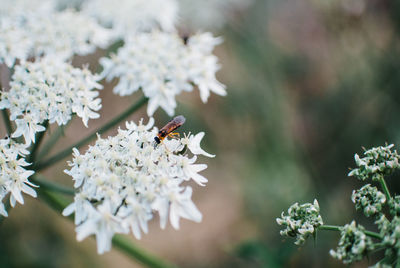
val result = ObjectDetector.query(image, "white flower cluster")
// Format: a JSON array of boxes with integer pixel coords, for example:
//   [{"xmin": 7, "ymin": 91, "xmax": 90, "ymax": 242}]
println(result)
[
  {"xmin": 348, "ymin": 144, "xmax": 400, "ymax": 181},
  {"xmin": 351, "ymin": 184, "xmax": 386, "ymax": 217},
  {"xmin": 0, "ymin": 0, "xmax": 55, "ymax": 16},
  {"xmin": 0, "ymin": 5, "xmax": 113, "ymax": 67},
  {"xmin": 100, "ymin": 31, "xmax": 226, "ymax": 116},
  {"xmin": 330, "ymin": 221, "xmax": 374, "ymax": 264},
  {"xmin": 63, "ymin": 118, "xmax": 214, "ymax": 254},
  {"xmin": 178, "ymin": 0, "xmax": 253, "ymax": 31},
  {"xmin": 0, "ymin": 58, "xmax": 102, "ymax": 145},
  {"xmin": 276, "ymin": 199, "xmax": 323, "ymax": 245},
  {"xmin": 82, "ymin": 0, "xmax": 178, "ymax": 38},
  {"xmin": 0, "ymin": 137, "xmax": 36, "ymax": 217}
]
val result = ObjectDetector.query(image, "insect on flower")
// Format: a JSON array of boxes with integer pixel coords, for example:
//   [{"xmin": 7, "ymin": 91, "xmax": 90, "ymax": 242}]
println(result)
[{"xmin": 154, "ymin": 115, "xmax": 186, "ymax": 145}]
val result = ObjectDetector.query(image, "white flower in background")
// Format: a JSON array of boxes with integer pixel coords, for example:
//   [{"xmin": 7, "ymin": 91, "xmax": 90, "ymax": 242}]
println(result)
[
  {"xmin": 0, "ymin": 0, "xmax": 55, "ymax": 16},
  {"xmin": 0, "ymin": 7, "xmax": 113, "ymax": 67},
  {"xmin": 0, "ymin": 137, "xmax": 36, "ymax": 216},
  {"xmin": 29, "ymin": 10, "xmax": 114, "ymax": 60},
  {"xmin": 0, "ymin": 58, "xmax": 103, "ymax": 145},
  {"xmin": 63, "ymin": 118, "xmax": 213, "ymax": 254},
  {"xmin": 177, "ymin": 0, "xmax": 253, "ymax": 31},
  {"xmin": 0, "ymin": 16, "xmax": 34, "ymax": 68},
  {"xmin": 82, "ymin": 0, "xmax": 178, "ymax": 38},
  {"xmin": 100, "ymin": 31, "xmax": 226, "ymax": 116}
]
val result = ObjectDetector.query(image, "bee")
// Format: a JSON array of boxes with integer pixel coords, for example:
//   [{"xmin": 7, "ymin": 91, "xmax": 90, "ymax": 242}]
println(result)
[{"xmin": 154, "ymin": 115, "xmax": 186, "ymax": 145}]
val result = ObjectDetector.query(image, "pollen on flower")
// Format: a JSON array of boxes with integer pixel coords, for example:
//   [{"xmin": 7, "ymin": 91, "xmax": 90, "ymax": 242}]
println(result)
[{"xmin": 63, "ymin": 118, "xmax": 213, "ymax": 254}]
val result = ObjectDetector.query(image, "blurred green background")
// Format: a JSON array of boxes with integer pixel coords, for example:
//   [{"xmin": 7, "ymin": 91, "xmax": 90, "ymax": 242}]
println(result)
[{"xmin": 2, "ymin": 0, "xmax": 400, "ymax": 267}]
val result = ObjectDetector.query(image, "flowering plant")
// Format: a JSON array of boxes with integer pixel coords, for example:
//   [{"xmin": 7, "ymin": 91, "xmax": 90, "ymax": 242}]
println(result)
[
  {"xmin": 277, "ymin": 144, "xmax": 400, "ymax": 266},
  {"xmin": 0, "ymin": 0, "xmax": 227, "ymax": 266}
]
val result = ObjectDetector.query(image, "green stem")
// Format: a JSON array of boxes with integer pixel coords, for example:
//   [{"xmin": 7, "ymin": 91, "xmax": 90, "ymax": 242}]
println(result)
[
  {"xmin": 35, "ymin": 182, "xmax": 176, "ymax": 268},
  {"xmin": 36, "ymin": 124, "xmax": 68, "ymax": 161},
  {"xmin": 27, "ymin": 120, "xmax": 49, "ymax": 163},
  {"xmin": 32, "ymin": 175, "xmax": 75, "ymax": 196},
  {"xmin": 318, "ymin": 225, "xmax": 341, "ymax": 232},
  {"xmin": 378, "ymin": 176, "xmax": 392, "ymax": 201},
  {"xmin": 318, "ymin": 225, "xmax": 383, "ymax": 240},
  {"xmin": 1, "ymin": 109, "xmax": 13, "ymax": 136},
  {"xmin": 33, "ymin": 96, "xmax": 148, "ymax": 171},
  {"xmin": 112, "ymin": 235, "xmax": 178, "ymax": 268}
]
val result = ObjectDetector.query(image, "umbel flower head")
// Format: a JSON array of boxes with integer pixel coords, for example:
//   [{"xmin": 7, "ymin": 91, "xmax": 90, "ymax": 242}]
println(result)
[
  {"xmin": 82, "ymin": 0, "xmax": 178, "ymax": 38},
  {"xmin": 351, "ymin": 184, "xmax": 386, "ymax": 218},
  {"xmin": 63, "ymin": 118, "xmax": 214, "ymax": 254},
  {"xmin": 348, "ymin": 144, "xmax": 400, "ymax": 181},
  {"xmin": 0, "ymin": 137, "xmax": 36, "ymax": 216},
  {"xmin": 100, "ymin": 31, "xmax": 226, "ymax": 116},
  {"xmin": 0, "ymin": 7, "xmax": 113, "ymax": 67},
  {"xmin": 276, "ymin": 199, "xmax": 323, "ymax": 245},
  {"xmin": 330, "ymin": 221, "xmax": 374, "ymax": 264},
  {"xmin": 0, "ymin": 57, "xmax": 102, "ymax": 145}
]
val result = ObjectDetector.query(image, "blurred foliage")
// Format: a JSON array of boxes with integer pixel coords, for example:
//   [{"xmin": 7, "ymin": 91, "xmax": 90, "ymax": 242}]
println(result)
[{"xmin": 219, "ymin": 0, "xmax": 400, "ymax": 266}]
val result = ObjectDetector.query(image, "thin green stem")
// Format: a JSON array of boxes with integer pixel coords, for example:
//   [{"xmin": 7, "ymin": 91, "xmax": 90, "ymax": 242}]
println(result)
[
  {"xmin": 378, "ymin": 176, "xmax": 392, "ymax": 201},
  {"xmin": 1, "ymin": 109, "xmax": 13, "ymax": 136},
  {"xmin": 318, "ymin": 225, "xmax": 383, "ymax": 240},
  {"xmin": 112, "ymin": 235, "xmax": 178, "ymax": 268},
  {"xmin": 35, "ymin": 182, "xmax": 176, "ymax": 268},
  {"xmin": 32, "ymin": 175, "xmax": 75, "ymax": 196},
  {"xmin": 318, "ymin": 225, "xmax": 341, "ymax": 232},
  {"xmin": 365, "ymin": 230, "xmax": 383, "ymax": 240},
  {"xmin": 33, "ymin": 96, "xmax": 148, "ymax": 171},
  {"xmin": 27, "ymin": 120, "xmax": 49, "ymax": 163},
  {"xmin": 36, "ymin": 124, "xmax": 68, "ymax": 161}
]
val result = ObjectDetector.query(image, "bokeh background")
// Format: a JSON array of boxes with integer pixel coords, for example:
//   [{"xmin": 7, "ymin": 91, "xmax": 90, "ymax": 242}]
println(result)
[{"xmin": 2, "ymin": 0, "xmax": 400, "ymax": 267}]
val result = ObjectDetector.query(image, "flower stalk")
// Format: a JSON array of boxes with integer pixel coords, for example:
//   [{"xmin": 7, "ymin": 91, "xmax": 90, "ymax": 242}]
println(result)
[
  {"xmin": 1, "ymin": 109, "xmax": 13, "ymax": 136},
  {"xmin": 378, "ymin": 176, "xmax": 392, "ymax": 202},
  {"xmin": 36, "ymin": 124, "xmax": 68, "ymax": 161}
]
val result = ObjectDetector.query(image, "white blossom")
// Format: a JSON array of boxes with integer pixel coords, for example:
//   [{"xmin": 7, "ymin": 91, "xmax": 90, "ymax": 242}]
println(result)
[
  {"xmin": 177, "ymin": 0, "xmax": 253, "ymax": 31},
  {"xmin": 0, "ymin": 137, "xmax": 36, "ymax": 214},
  {"xmin": 63, "ymin": 118, "xmax": 213, "ymax": 254},
  {"xmin": 181, "ymin": 132, "xmax": 215, "ymax": 158},
  {"xmin": 0, "ymin": 58, "xmax": 103, "ymax": 145},
  {"xmin": 0, "ymin": 6, "xmax": 113, "ymax": 67},
  {"xmin": 0, "ymin": 0, "xmax": 56, "ymax": 16},
  {"xmin": 100, "ymin": 31, "xmax": 226, "ymax": 116},
  {"xmin": 82, "ymin": 0, "xmax": 178, "ymax": 38}
]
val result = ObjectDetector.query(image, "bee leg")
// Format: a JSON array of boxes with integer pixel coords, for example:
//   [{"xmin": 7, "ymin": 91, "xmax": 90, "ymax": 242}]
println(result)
[{"xmin": 168, "ymin": 132, "xmax": 180, "ymax": 139}]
